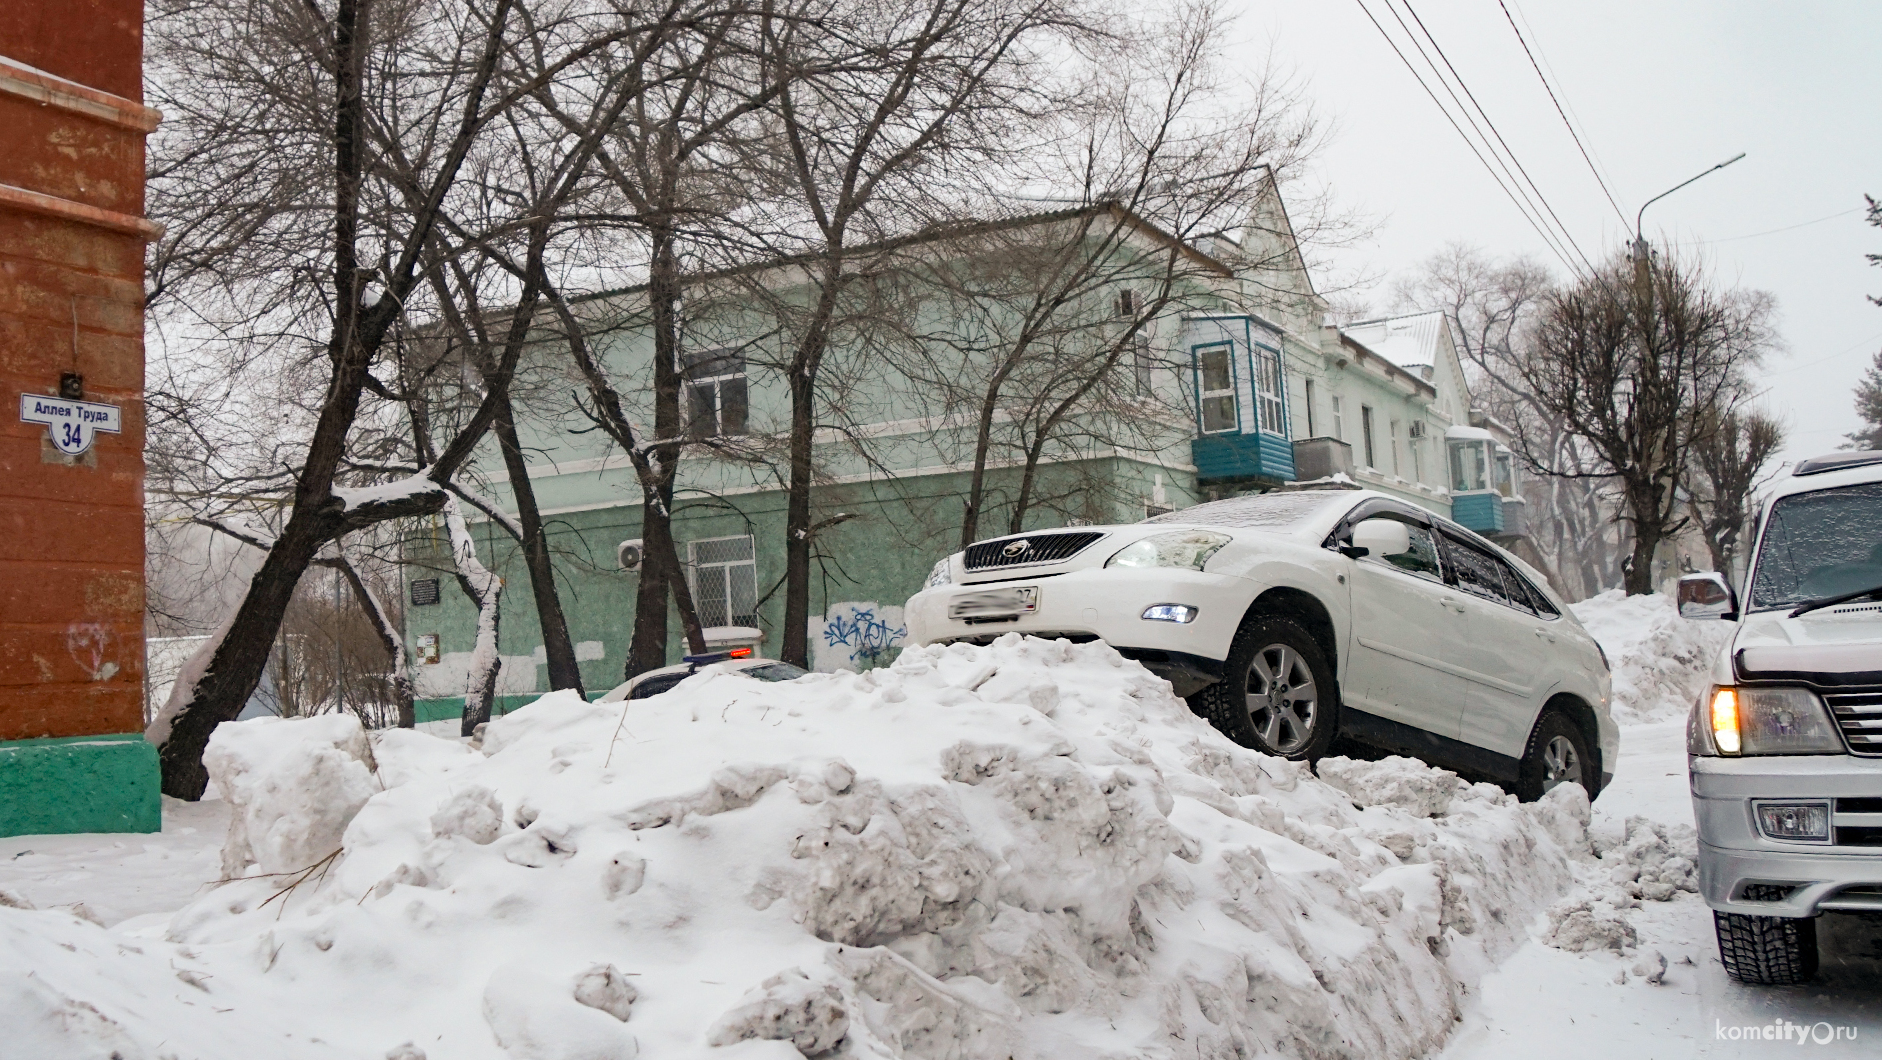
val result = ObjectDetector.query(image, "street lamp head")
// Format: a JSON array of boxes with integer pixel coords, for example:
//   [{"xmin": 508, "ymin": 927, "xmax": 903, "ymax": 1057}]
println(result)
[{"xmin": 1636, "ymin": 152, "xmax": 1747, "ymax": 240}]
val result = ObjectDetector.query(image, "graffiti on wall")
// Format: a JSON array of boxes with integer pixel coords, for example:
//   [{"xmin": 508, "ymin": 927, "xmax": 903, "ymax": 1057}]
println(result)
[{"xmin": 811, "ymin": 601, "xmax": 907, "ymax": 673}]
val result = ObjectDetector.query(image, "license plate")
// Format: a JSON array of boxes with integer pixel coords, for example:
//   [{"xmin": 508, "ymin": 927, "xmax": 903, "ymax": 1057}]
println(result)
[{"xmin": 948, "ymin": 586, "xmax": 1038, "ymax": 620}]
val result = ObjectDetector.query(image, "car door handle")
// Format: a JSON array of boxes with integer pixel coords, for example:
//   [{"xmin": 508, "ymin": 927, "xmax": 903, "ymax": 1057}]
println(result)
[
  {"xmin": 1534, "ymin": 628, "xmax": 1556, "ymax": 643},
  {"xmin": 1439, "ymin": 595, "xmax": 1467, "ymax": 613}
]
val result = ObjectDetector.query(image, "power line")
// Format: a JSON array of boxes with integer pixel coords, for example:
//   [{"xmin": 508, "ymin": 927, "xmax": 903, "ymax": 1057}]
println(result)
[
  {"xmin": 1677, "ymin": 208, "xmax": 1863, "ymax": 247},
  {"xmin": 1396, "ymin": 0, "xmax": 1598, "ymax": 276},
  {"xmin": 1349, "ymin": 0, "xmax": 1586, "ymax": 280},
  {"xmin": 1496, "ymin": 0, "xmax": 1629, "ymax": 233}
]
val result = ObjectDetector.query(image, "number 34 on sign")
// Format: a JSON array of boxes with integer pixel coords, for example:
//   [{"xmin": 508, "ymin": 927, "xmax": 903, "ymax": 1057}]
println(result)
[{"xmin": 20, "ymin": 393, "xmax": 122, "ymax": 456}]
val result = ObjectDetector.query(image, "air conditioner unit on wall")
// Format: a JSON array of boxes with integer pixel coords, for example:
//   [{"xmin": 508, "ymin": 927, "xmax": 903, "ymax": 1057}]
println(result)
[{"xmin": 1407, "ymin": 421, "xmax": 1428, "ymax": 439}]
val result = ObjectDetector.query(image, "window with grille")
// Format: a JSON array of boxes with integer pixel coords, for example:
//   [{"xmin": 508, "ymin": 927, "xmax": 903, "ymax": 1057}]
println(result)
[
  {"xmin": 1195, "ymin": 344, "xmax": 1237, "ymax": 433},
  {"xmin": 683, "ymin": 348, "xmax": 748, "ymax": 439},
  {"xmin": 1252, "ymin": 344, "xmax": 1284, "ymax": 434},
  {"xmin": 689, "ymin": 535, "xmax": 758, "ymax": 628}
]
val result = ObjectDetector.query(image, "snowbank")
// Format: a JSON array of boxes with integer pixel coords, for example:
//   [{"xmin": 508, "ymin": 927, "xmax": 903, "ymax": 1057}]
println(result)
[
  {"xmin": 1569, "ymin": 591, "xmax": 1732, "ymax": 723},
  {"xmin": 3, "ymin": 637, "xmax": 1594, "ymax": 1060}
]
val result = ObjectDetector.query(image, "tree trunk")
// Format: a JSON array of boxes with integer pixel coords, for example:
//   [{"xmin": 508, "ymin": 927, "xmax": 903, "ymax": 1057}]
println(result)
[
  {"xmin": 1625, "ymin": 516, "xmax": 1659, "ymax": 596},
  {"xmin": 328, "ymin": 555, "xmax": 415, "ymax": 729},
  {"xmin": 782, "ymin": 364, "xmax": 816, "ymax": 668},
  {"xmin": 444, "ymin": 497, "xmax": 504, "ymax": 736},
  {"xmin": 492, "ymin": 391, "xmax": 584, "ymax": 696}
]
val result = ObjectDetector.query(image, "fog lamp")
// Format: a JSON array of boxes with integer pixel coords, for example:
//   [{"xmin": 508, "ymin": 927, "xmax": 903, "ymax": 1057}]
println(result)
[
  {"xmin": 1141, "ymin": 604, "xmax": 1198, "ymax": 623},
  {"xmin": 1755, "ymin": 802, "xmax": 1830, "ymax": 842}
]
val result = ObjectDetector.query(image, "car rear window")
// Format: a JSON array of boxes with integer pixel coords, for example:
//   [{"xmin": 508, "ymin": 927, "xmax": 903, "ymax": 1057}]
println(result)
[
  {"xmin": 628, "ymin": 672, "xmax": 690, "ymax": 700},
  {"xmin": 742, "ymin": 662, "xmax": 809, "ymax": 682},
  {"xmin": 1144, "ymin": 491, "xmax": 1345, "ymax": 530}
]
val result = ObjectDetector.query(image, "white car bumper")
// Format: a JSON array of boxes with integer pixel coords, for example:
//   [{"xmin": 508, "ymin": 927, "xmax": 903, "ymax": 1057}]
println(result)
[
  {"xmin": 1691, "ymin": 752, "xmax": 1882, "ymax": 916},
  {"xmin": 906, "ymin": 567, "xmax": 1252, "ymax": 686}
]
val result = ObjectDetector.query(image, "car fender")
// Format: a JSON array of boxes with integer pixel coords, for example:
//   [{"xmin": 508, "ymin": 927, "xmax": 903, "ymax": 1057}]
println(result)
[{"xmin": 1214, "ymin": 549, "xmax": 1352, "ymax": 684}]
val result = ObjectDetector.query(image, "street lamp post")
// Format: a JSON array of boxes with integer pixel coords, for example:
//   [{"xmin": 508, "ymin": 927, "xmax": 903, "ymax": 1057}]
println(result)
[{"xmin": 1632, "ymin": 152, "xmax": 1747, "ymax": 296}]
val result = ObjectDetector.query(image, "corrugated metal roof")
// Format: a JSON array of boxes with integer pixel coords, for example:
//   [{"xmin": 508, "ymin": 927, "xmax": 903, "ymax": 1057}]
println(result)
[{"xmin": 1340, "ymin": 310, "xmax": 1448, "ymax": 371}]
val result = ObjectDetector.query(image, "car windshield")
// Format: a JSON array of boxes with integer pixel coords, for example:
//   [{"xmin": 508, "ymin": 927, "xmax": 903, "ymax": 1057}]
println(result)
[
  {"xmin": 1143, "ymin": 491, "xmax": 1345, "ymax": 530},
  {"xmin": 1748, "ymin": 481, "xmax": 1882, "ymax": 611}
]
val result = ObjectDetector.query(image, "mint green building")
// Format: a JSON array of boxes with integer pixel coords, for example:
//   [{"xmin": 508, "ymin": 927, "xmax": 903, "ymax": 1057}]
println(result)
[{"xmin": 402, "ymin": 189, "xmax": 1525, "ymax": 725}]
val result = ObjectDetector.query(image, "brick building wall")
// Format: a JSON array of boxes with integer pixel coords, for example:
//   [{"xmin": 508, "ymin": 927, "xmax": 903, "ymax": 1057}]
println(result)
[{"xmin": 0, "ymin": 0, "xmax": 161, "ymax": 835}]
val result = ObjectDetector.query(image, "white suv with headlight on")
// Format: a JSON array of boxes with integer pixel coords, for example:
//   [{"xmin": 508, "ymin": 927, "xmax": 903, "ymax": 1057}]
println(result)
[
  {"xmin": 906, "ymin": 489, "xmax": 1614, "ymax": 801},
  {"xmin": 1679, "ymin": 450, "xmax": 1882, "ymax": 985}
]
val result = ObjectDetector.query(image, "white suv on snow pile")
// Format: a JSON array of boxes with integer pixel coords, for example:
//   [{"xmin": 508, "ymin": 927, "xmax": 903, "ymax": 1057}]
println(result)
[
  {"xmin": 907, "ymin": 489, "xmax": 1616, "ymax": 800},
  {"xmin": 1680, "ymin": 450, "xmax": 1882, "ymax": 985}
]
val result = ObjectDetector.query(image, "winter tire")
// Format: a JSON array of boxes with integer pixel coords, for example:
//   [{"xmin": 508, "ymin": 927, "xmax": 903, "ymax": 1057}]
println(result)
[
  {"xmin": 1715, "ymin": 910, "xmax": 1819, "ymax": 985},
  {"xmin": 1516, "ymin": 706, "xmax": 1596, "ymax": 802},
  {"xmin": 1190, "ymin": 615, "xmax": 1338, "ymax": 761}
]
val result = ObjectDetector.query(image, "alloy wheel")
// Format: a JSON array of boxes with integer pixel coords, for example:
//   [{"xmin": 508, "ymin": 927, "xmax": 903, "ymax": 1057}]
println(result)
[
  {"xmin": 1244, "ymin": 643, "xmax": 1317, "ymax": 754},
  {"xmin": 1541, "ymin": 734, "xmax": 1581, "ymax": 792}
]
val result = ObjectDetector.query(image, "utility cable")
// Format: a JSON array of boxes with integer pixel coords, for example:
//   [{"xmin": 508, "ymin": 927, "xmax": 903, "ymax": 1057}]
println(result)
[
  {"xmin": 1350, "ymin": 0, "xmax": 1585, "ymax": 280},
  {"xmin": 1376, "ymin": 0, "xmax": 1581, "ymax": 276},
  {"xmin": 1497, "ymin": 0, "xmax": 1630, "ymax": 232},
  {"xmin": 1397, "ymin": 0, "xmax": 1598, "ymax": 276}
]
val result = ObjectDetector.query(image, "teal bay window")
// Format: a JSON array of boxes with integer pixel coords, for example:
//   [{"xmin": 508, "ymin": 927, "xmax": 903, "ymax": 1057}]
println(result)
[{"xmin": 1189, "ymin": 331, "xmax": 1294, "ymax": 484}]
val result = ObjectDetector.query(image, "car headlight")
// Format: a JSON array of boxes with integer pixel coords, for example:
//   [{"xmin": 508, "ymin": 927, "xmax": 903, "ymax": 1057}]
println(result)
[
  {"xmin": 1700, "ymin": 686, "xmax": 1842, "ymax": 756},
  {"xmin": 1105, "ymin": 530, "xmax": 1230, "ymax": 571},
  {"xmin": 926, "ymin": 558, "xmax": 953, "ymax": 589}
]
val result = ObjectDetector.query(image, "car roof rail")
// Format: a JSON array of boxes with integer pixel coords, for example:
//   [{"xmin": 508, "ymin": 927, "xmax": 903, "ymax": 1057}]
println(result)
[{"xmin": 1793, "ymin": 451, "xmax": 1882, "ymax": 476}]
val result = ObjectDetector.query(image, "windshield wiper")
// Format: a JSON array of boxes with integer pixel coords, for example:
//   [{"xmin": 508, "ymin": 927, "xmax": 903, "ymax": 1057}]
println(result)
[{"xmin": 1788, "ymin": 582, "xmax": 1882, "ymax": 618}]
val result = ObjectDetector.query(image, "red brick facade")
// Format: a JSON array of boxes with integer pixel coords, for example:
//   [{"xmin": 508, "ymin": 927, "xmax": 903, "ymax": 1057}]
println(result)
[{"xmin": 0, "ymin": 2, "xmax": 157, "ymax": 741}]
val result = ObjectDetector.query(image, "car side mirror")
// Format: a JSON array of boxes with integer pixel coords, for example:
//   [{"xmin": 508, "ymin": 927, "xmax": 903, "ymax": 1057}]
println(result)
[
  {"xmin": 1678, "ymin": 571, "xmax": 1737, "ymax": 621},
  {"xmin": 1346, "ymin": 517, "xmax": 1411, "ymax": 561}
]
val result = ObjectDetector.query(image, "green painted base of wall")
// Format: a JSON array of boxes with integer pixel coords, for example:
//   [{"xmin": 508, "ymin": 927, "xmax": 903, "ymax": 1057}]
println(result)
[
  {"xmin": 0, "ymin": 733, "xmax": 160, "ymax": 838},
  {"xmin": 413, "ymin": 695, "xmax": 544, "ymax": 725}
]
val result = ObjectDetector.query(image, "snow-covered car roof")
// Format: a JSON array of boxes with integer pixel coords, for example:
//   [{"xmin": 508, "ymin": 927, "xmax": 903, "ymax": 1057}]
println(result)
[{"xmin": 596, "ymin": 656, "xmax": 807, "ymax": 703}]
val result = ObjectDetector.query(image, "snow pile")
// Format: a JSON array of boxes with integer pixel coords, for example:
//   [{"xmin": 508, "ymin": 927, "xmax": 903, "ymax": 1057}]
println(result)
[
  {"xmin": 1568, "ymin": 590, "xmax": 1732, "ymax": 723},
  {"xmin": 3, "ymin": 636, "xmax": 1594, "ymax": 1060},
  {"xmin": 1541, "ymin": 816, "xmax": 1698, "ymax": 962}
]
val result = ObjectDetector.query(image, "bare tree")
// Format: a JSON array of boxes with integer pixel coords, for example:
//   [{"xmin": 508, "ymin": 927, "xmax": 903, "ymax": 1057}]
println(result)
[
  {"xmin": 1392, "ymin": 243, "xmax": 1626, "ymax": 599},
  {"xmin": 744, "ymin": 0, "xmax": 1083, "ymax": 667},
  {"xmin": 896, "ymin": 3, "xmax": 1318, "ymax": 544},
  {"xmin": 1512, "ymin": 252, "xmax": 1777, "ymax": 595},
  {"xmin": 142, "ymin": 0, "xmax": 704, "ymax": 796},
  {"xmin": 1688, "ymin": 407, "xmax": 1785, "ymax": 576}
]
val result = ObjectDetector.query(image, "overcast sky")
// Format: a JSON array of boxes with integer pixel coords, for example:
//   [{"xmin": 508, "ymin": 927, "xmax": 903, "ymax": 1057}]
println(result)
[{"xmin": 1231, "ymin": 0, "xmax": 1882, "ymax": 468}]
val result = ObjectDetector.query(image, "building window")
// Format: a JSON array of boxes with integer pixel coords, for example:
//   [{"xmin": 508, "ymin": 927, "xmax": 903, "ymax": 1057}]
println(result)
[
  {"xmin": 1331, "ymin": 395, "xmax": 1344, "ymax": 441},
  {"xmin": 1195, "ymin": 344, "xmax": 1237, "ymax": 433},
  {"xmin": 683, "ymin": 348, "xmax": 747, "ymax": 439},
  {"xmin": 690, "ymin": 535, "xmax": 758, "ymax": 628},
  {"xmin": 1303, "ymin": 378, "xmax": 1317, "ymax": 436},
  {"xmin": 1253, "ymin": 344, "xmax": 1284, "ymax": 434},
  {"xmin": 1411, "ymin": 440, "xmax": 1423, "ymax": 484},
  {"xmin": 1451, "ymin": 440, "xmax": 1488, "ymax": 491},
  {"xmin": 1389, "ymin": 420, "xmax": 1401, "ymax": 476},
  {"xmin": 1132, "ymin": 334, "xmax": 1154, "ymax": 395},
  {"xmin": 1116, "ymin": 288, "xmax": 1140, "ymax": 318},
  {"xmin": 1360, "ymin": 405, "xmax": 1376, "ymax": 469}
]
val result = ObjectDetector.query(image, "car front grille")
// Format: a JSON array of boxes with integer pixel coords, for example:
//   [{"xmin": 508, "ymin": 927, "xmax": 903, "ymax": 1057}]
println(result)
[
  {"xmin": 1824, "ymin": 691, "xmax": 1882, "ymax": 755},
  {"xmin": 962, "ymin": 531, "xmax": 1105, "ymax": 571}
]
